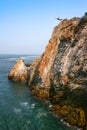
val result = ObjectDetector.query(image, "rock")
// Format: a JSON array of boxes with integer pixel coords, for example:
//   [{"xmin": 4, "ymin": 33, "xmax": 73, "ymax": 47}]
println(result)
[
  {"xmin": 50, "ymin": 105, "xmax": 86, "ymax": 128},
  {"xmin": 28, "ymin": 57, "xmax": 41, "ymax": 86},
  {"xmin": 32, "ymin": 84, "xmax": 50, "ymax": 100},
  {"xmin": 8, "ymin": 14, "xmax": 87, "ymax": 128},
  {"xmin": 8, "ymin": 58, "xmax": 27, "ymax": 82},
  {"xmin": 84, "ymin": 125, "xmax": 87, "ymax": 130},
  {"xmin": 27, "ymin": 16, "xmax": 87, "ymax": 128},
  {"xmin": 65, "ymin": 108, "xmax": 86, "ymax": 128},
  {"xmin": 28, "ymin": 18, "xmax": 81, "ymax": 99},
  {"xmin": 59, "ymin": 105, "xmax": 73, "ymax": 116},
  {"xmin": 29, "ymin": 17, "xmax": 87, "ymax": 99},
  {"xmin": 51, "ymin": 19, "xmax": 87, "ymax": 89},
  {"xmin": 50, "ymin": 104, "xmax": 61, "ymax": 115},
  {"xmin": 25, "ymin": 63, "xmax": 31, "ymax": 67}
]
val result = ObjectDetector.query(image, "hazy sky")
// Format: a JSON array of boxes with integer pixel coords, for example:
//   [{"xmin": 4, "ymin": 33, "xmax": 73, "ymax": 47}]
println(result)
[{"xmin": 0, "ymin": 0, "xmax": 87, "ymax": 54}]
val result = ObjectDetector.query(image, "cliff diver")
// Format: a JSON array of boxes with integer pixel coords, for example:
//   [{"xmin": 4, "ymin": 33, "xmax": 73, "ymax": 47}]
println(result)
[{"xmin": 56, "ymin": 17, "xmax": 63, "ymax": 21}]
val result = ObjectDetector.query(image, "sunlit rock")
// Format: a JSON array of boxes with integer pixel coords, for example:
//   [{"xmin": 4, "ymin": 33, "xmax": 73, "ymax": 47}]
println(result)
[{"xmin": 8, "ymin": 58, "xmax": 28, "ymax": 82}]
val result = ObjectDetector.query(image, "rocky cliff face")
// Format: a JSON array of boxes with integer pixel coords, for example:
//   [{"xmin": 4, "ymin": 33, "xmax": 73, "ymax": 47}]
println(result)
[
  {"xmin": 30, "ymin": 17, "xmax": 87, "ymax": 98},
  {"xmin": 8, "ymin": 16, "xmax": 87, "ymax": 128},
  {"xmin": 51, "ymin": 18, "xmax": 87, "ymax": 89},
  {"xmin": 28, "ymin": 17, "xmax": 87, "ymax": 128}
]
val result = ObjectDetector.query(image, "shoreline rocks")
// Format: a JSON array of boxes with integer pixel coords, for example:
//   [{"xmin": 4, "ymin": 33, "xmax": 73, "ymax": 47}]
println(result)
[
  {"xmin": 8, "ymin": 58, "xmax": 28, "ymax": 82},
  {"xmin": 50, "ymin": 105, "xmax": 86, "ymax": 128}
]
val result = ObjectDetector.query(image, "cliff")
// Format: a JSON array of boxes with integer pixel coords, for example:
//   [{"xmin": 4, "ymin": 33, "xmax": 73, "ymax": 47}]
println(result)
[
  {"xmin": 29, "ymin": 17, "xmax": 87, "ymax": 96},
  {"xmin": 28, "ymin": 16, "xmax": 87, "ymax": 128},
  {"xmin": 8, "ymin": 15, "xmax": 87, "ymax": 128}
]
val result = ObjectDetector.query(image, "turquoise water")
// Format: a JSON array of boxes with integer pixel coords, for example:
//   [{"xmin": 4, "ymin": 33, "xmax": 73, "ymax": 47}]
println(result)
[{"xmin": 0, "ymin": 54, "xmax": 76, "ymax": 130}]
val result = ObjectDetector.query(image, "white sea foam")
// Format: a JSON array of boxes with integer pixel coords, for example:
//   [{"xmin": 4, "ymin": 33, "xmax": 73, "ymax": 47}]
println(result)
[
  {"xmin": 20, "ymin": 102, "xmax": 28, "ymax": 107},
  {"xmin": 14, "ymin": 108, "xmax": 21, "ymax": 114},
  {"xmin": 31, "ymin": 103, "xmax": 35, "ymax": 109},
  {"xmin": 20, "ymin": 102, "xmax": 36, "ymax": 110},
  {"xmin": 37, "ymin": 112, "xmax": 47, "ymax": 119},
  {"xmin": 61, "ymin": 118, "xmax": 71, "ymax": 127},
  {"xmin": 8, "ymin": 55, "xmax": 38, "ymax": 62},
  {"xmin": 8, "ymin": 58, "xmax": 18, "ymax": 61},
  {"xmin": 20, "ymin": 56, "xmax": 29, "ymax": 60},
  {"xmin": 49, "ymin": 104, "xmax": 53, "ymax": 108}
]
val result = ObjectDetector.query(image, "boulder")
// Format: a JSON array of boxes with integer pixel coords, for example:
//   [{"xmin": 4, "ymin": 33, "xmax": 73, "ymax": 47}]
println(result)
[
  {"xmin": 50, "ymin": 105, "xmax": 86, "ymax": 128},
  {"xmin": 65, "ymin": 108, "xmax": 86, "ymax": 128},
  {"xmin": 8, "ymin": 58, "xmax": 28, "ymax": 82}
]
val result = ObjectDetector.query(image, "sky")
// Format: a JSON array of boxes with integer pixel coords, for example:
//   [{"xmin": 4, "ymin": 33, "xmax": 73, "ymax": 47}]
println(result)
[{"xmin": 0, "ymin": 0, "xmax": 87, "ymax": 54}]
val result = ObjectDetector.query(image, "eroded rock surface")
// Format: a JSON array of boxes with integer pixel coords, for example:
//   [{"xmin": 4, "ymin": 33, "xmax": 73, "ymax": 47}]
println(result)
[
  {"xmin": 8, "ymin": 58, "xmax": 28, "ymax": 82},
  {"xmin": 27, "ymin": 17, "xmax": 87, "ymax": 128},
  {"xmin": 29, "ymin": 17, "xmax": 87, "ymax": 97},
  {"xmin": 8, "ymin": 15, "xmax": 87, "ymax": 128}
]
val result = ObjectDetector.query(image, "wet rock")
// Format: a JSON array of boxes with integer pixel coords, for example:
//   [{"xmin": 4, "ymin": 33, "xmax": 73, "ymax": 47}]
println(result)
[
  {"xmin": 50, "ymin": 105, "xmax": 86, "ymax": 128},
  {"xmin": 32, "ymin": 85, "xmax": 50, "ymax": 100},
  {"xmin": 65, "ymin": 108, "xmax": 86, "ymax": 128}
]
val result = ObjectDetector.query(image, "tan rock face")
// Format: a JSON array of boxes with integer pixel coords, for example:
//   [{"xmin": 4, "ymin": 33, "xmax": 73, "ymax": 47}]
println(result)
[
  {"xmin": 27, "ymin": 17, "xmax": 87, "ymax": 127},
  {"xmin": 38, "ymin": 41, "xmax": 57, "ymax": 88},
  {"xmin": 28, "ymin": 18, "xmax": 87, "ymax": 98},
  {"xmin": 51, "ymin": 20, "xmax": 87, "ymax": 89},
  {"xmin": 8, "ymin": 58, "xmax": 27, "ymax": 82},
  {"xmin": 37, "ymin": 18, "xmax": 81, "ymax": 88},
  {"xmin": 52, "ymin": 18, "xmax": 80, "ymax": 39}
]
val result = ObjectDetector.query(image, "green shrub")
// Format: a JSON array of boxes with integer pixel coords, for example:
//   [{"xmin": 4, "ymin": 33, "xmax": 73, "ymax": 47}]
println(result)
[
  {"xmin": 74, "ymin": 12, "xmax": 87, "ymax": 33},
  {"xmin": 81, "ymin": 12, "xmax": 87, "ymax": 22},
  {"xmin": 80, "ymin": 12, "xmax": 87, "ymax": 24}
]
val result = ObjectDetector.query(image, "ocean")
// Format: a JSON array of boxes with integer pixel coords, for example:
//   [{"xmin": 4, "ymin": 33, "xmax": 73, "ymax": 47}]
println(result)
[{"xmin": 0, "ymin": 54, "xmax": 76, "ymax": 130}]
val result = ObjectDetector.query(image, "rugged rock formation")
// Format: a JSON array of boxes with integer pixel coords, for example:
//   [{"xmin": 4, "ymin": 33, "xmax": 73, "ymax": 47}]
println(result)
[
  {"xmin": 8, "ymin": 15, "xmax": 87, "ymax": 128},
  {"xmin": 8, "ymin": 58, "xmax": 28, "ymax": 82},
  {"xmin": 28, "ymin": 16, "xmax": 87, "ymax": 128},
  {"xmin": 30, "ymin": 17, "xmax": 87, "ymax": 97},
  {"xmin": 50, "ymin": 105, "xmax": 86, "ymax": 128}
]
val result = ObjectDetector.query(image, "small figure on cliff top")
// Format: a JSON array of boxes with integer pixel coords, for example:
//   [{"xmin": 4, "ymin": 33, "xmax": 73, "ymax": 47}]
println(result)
[
  {"xmin": 85, "ymin": 12, "xmax": 87, "ymax": 16},
  {"xmin": 56, "ymin": 17, "xmax": 63, "ymax": 21}
]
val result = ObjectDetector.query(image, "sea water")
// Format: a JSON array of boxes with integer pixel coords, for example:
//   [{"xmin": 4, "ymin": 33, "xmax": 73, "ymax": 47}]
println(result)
[{"xmin": 0, "ymin": 54, "xmax": 76, "ymax": 130}]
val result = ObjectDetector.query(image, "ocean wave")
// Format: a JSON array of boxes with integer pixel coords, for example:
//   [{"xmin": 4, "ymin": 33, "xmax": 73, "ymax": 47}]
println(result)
[
  {"xmin": 20, "ymin": 102, "xmax": 36, "ymax": 110},
  {"xmin": 7, "ymin": 57, "xmax": 29, "ymax": 62},
  {"xmin": 0, "ymin": 55, "xmax": 39, "ymax": 63},
  {"xmin": 36, "ymin": 112, "xmax": 47, "ymax": 119},
  {"xmin": 8, "ymin": 55, "xmax": 38, "ymax": 61},
  {"xmin": 49, "ymin": 104, "xmax": 53, "ymax": 108},
  {"xmin": 20, "ymin": 102, "xmax": 28, "ymax": 107},
  {"xmin": 20, "ymin": 102, "xmax": 30, "ymax": 110},
  {"xmin": 8, "ymin": 57, "xmax": 19, "ymax": 61},
  {"xmin": 14, "ymin": 108, "xmax": 21, "ymax": 114},
  {"xmin": 31, "ymin": 103, "xmax": 35, "ymax": 109}
]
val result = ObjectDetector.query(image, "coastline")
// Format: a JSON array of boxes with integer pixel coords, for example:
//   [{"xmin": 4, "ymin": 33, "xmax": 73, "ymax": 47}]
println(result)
[{"xmin": 8, "ymin": 16, "xmax": 87, "ymax": 129}]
